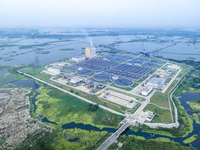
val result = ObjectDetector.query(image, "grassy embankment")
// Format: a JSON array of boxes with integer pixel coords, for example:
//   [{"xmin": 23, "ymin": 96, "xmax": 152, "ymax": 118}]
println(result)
[
  {"xmin": 108, "ymin": 134, "xmax": 195, "ymax": 150},
  {"xmin": 20, "ymin": 66, "xmax": 127, "ymax": 114},
  {"xmin": 183, "ymin": 134, "xmax": 198, "ymax": 144}
]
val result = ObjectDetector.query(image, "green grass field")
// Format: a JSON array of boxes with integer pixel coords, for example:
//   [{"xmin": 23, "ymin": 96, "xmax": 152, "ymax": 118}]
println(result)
[
  {"xmin": 150, "ymin": 92, "xmax": 169, "ymax": 108},
  {"xmin": 144, "ymin": 104, "xmax": 171, "ymax": 123}
]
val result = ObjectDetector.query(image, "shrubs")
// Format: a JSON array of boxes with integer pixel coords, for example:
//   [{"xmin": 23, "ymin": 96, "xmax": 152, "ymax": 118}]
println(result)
[{"xmin": 87, "ymin": 104, "xmax": 99, "ymax": 111}]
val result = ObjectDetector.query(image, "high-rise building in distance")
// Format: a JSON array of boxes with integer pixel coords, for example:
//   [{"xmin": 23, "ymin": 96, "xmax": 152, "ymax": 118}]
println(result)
[{"xmin": 85, "ymin": 47, "xmax": 97, "ymax": 59}]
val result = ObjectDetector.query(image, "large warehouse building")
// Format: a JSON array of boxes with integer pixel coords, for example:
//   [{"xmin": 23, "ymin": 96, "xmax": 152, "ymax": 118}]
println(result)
[{"xmin": 147, "ymin": 77, "xmax": 165, "ymax": 89}]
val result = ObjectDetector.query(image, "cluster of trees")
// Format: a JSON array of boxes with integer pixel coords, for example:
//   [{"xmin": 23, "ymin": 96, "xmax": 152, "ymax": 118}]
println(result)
[{"xmin": 87, "ymin": 104, "xmax": 99, "ymax": 111}]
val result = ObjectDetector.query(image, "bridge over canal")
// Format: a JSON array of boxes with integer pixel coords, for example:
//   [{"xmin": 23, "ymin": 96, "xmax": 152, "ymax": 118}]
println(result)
[{"xmin": 97, "ymin": 120, "xmax": 130, "ymax": 150}]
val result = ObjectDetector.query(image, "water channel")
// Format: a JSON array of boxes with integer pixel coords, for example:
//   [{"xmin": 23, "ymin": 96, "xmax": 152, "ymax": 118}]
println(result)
[{"xmin": 1, "ymin": 78, "xmax": 198, "ymax": 149}]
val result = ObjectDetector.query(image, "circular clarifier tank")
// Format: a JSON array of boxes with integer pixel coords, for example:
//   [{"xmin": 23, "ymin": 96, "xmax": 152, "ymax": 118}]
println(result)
[
  {"xmin": 114, "ymin": 78, "xmax": 133, "ymax": 87},
  {"xmin": 93, "ymin": 74, "xmax": 109, "ymax": 81},
  {"xmin": 77, "ymin": 69, "xmax": 93, "ymax": 76}
]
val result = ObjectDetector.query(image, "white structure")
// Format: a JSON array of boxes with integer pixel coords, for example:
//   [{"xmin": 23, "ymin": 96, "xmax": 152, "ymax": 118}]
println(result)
[
  {"xmin": 47, "ymin": 67, "xmax": 60, "ymax": 76},
  {"xmin": 145, "ymin": 110, "xmax": 155, "ymax": 122},
  {"xmin": 147, "ymin": 77, "xmax": 165, "ymax": 89},
  {"xmin": 112, "ymin": 75, "xmax": 118, "ymax": 80},
  {"xmin": 69, "ymin": 76, "xmax": 83, "ymax": 86},
  {"xmin": 167, "ymin": 64, "xmax": 180, "ymax": 70},
  {"xmin": 71, "ymin": 56, "xmax": 85, "ymax": 63},
  {"xmin": 142, "ymin": 86, "xmax": 153, "ymax": 96}
]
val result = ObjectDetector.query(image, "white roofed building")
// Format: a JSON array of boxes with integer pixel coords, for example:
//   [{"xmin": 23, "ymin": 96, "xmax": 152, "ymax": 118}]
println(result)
[
  {"xmin": 71, "ymin": 56, "xmax": 85, "ymax": 63},
  {"xmin": 147, "ymin": 77, "xmax": 165, "ymax": 89}
]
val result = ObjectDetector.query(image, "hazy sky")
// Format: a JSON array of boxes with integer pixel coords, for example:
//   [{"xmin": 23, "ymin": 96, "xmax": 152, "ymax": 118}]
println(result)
[{"xmin": 0, "ymin": 0, "xmax": 200, "ymax": 28}]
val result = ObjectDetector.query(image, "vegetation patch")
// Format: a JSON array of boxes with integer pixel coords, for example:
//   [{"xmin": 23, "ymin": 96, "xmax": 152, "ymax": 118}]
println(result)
[
  {"xmin": 59, "ymin": 48, "xmax": 75, "ymax": 51},
  {"xmin": 187, "ymin": 100, "xmax": 200, "ymax": 113},
  {"xmin": 116, "ymin": 134, "xmax": 195, "ymax": 150},
  {"xmin": 192, "ymin": 113, "xmax": 200, "ymax": 124},
  {"xmin": 51, "ymin": 128, "xmax": 108, "ymax": 150},
  {"xmin": 0, "ymin": 83, "xmax": 16, "ymax": 88},
  {"xmin": 35, "ymin": 51, "xmax": 50, "ymax": 54},
  {"xmin": 4, "ymin": 58, "xmax": 14, "ymax": 61},
  {"xmin": 183, "ymin": 134, "xmax": 198, "ymax": 144}
]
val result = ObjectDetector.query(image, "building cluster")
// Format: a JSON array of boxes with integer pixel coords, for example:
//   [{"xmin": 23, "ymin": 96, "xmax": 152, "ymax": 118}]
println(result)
[
  {"xmin": 60, "ymin": 73, "xmax": 105, "ymax": 90},
  {"xmin": 70, "ymin": 47, "xmax": 97, "ymax": 63},
  {"xmin": 141, "ymin": 63, "xmax": 180, "ymax": 96}
]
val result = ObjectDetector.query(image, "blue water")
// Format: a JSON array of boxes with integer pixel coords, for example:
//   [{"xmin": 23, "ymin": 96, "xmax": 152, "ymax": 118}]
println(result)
[{"xmin": 0, "ymin": 69, "xmax": 7, "ymax": 75}]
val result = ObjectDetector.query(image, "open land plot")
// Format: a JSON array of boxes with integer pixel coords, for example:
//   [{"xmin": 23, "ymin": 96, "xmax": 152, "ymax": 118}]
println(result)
[
  {"xmin": 108, "ymin": 88, "xmax": 145, "ymax": 101},
  {"xmin": 107, "ymin": 90, "xmax": 139, "ymax": 103},
  {"xmin": 99, "ymin": 92, "xmax": 137, "ymax": 109},
  {"xmin": 150, "ymin": 92, "xmax": 169, "ymax": 108},
  {"xmin": 144, "ymin": 104, "xmax": 171, "ymax": 123}
]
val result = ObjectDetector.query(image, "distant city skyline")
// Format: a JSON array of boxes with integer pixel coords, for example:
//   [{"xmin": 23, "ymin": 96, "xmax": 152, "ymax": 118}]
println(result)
[{"xmin": 0, "ymin": 0, "xmax": 200, "ymax": 28}]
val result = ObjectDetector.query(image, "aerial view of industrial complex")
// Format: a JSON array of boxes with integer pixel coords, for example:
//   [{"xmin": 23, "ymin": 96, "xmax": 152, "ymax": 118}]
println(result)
[
  {"xmin": 1, "ymin": 27, "xmax": 200, "ymax": 150},
  {"xmin": 0, "ymin": 0, "xmax": 200, "ymax": 150}
]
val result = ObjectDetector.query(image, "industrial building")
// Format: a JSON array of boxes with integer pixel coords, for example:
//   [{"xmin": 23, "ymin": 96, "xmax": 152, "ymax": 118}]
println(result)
[
  {"xmin": 145, "ymin": 110, "xmax": 155, "ymax": 122},
  {"xmin": 167, "ymin": 64, "xmax": 180, "ymax": 70},
  {"xmin": 154, "ymin": 69, "xmax": 173, "ymax": 80},
  {"xmin": 71, "ymin": 56, "xmax": 85, "ymax": 63},
  {"xmin": 46, "ymin": 66, "xmax": 60, "ymax": 76},
  {"xmin": 147, "ymin": 77, "xmax": 166, "ymax": 89},
  {"xmin": 69, "ymin": 76, "xmax": 83, "ymax": 86},
  {"xmin": 85, "ymin": 47, "xmax": 97, "ymax": 59},
  {"xmin": 141, "ymin": 86, "xmax": 153, "ymax": 96}
]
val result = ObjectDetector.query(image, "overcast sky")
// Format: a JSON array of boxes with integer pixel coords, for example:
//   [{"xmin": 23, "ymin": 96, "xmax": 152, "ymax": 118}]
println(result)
[{"xmin": 0, "ymin": 0, "xmax": 200, "ymax": 28}]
